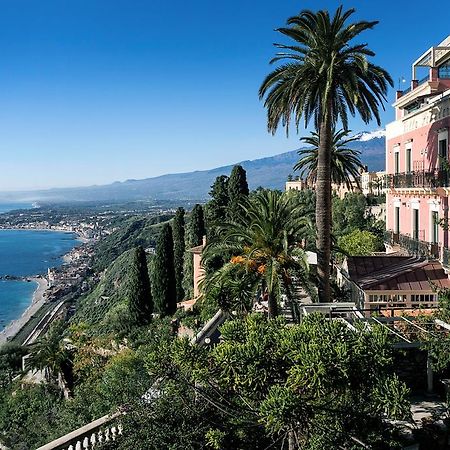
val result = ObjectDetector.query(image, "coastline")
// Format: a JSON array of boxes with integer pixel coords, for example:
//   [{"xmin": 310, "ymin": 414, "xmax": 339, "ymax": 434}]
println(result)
[
  {"xmin": 0, "ymin": 228, "xmax": 86, "ymax": 346},
  {"xmin": 0, "ymin": 277, "xmax": 48, "ymax": 346},
  {"xmin": 0, "ymin": 226, "xmax": 88, "ymax": 243}
]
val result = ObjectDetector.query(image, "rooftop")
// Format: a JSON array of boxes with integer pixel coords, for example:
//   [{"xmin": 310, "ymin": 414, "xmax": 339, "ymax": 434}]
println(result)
[{"xmin": 346, "ymin": 256, "xmax": 450, "ymax": 291}]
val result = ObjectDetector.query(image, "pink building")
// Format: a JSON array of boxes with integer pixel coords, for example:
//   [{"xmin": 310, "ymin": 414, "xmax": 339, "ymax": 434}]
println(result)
[{"xmin": 385, "ymin": 36, "xmax": 450, "ymax": 266}]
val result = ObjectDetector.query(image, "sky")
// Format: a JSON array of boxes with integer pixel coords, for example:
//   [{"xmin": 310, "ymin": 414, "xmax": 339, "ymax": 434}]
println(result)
[{"xmin": 0, "ymin": 0, "xmax": 448, "ymax": 191}]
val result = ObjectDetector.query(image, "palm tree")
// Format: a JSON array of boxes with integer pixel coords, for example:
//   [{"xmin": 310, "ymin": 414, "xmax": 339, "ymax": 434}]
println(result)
[
  {"xmin": 203, "ymin": 189, "xmax": 311, "ymax": 318},
  {"xmin": 259, "ymin": 7, "xmax": 392, "ymax": 303},
  {"xmin": 27, "ymin": 321, "xmax": 71, "ymax": 382},
  {"xmin": 294, "ymin": 129, "xmax": 365, "ymax": 190}
]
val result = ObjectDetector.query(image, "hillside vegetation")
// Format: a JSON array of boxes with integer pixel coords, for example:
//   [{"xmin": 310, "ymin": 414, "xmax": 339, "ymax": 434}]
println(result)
[{"xmin": 93, "ymin": 215, "xmax": 172, "ymax": 271}]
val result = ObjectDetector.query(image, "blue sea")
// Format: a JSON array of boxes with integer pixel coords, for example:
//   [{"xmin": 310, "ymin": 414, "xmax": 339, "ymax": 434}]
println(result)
[
  {"xmin": 0, "ymin": 202, "xmax": 34, "ymax": 214},
  {"xmin": 0, "ymin": 229, "xmax": 79, "ymax": 330}
]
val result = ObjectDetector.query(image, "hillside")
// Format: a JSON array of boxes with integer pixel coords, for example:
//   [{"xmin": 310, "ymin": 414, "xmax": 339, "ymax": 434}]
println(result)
[
  {"xmin": 0, "ymin": 135, "xmax": 385, "ymax": 202},
  {"xmin": 93, "ymin": 215, "xmax": 173, "ymax": 271},
  {"xmin": 71, "ymin": 248, "xmax": 154, "ymax": 337}
]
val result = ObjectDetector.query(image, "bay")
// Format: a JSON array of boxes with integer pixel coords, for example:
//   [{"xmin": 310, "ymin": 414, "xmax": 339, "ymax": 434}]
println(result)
[
  {"xmin": 0, "ymin": 229, "xmax": 79, "ymax": 330},
  {"xmin": 0, "ymin": 202, "xmax": 33, "ymax": 214}
]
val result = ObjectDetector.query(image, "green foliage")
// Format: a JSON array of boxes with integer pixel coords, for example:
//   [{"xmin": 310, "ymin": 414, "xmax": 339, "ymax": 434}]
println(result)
[
  {"xmin": 259, "ymin": 6, "xmax": 392, "ymax": 303},
  {"xmin": 127, "ymin": 246, "xmax": 153, "ymax": 326},
  {"xmin": 204, "ymin": 176, "xmax": 231, "ymax": 275},
  {"xmin": 183, "ymin": 204, "xmax": 206, "ymax": 298},
  {"xmin": 295, "ymin": 129, "xmax": 365, "ymax": 190},
  {"xmin": 227, "ymin": 165, "xmax": 249, "ymax": 220},
  {"xmin": 172, "ymin": 207, "xmax": 186, "ymax": 301},
  {"xmin": 205, "ymin": 175, "xmax": 229, "ymax": 226},
  {"xmin": 152, "ymin": 223, "xmax": 177, "ymax": 316},
  {"xmin": 338, "ymin": 229, "xmax": 380, "ymax": 257},
  {"xmin": 139, "ymin": 314, "xmax": 410, "ymax": 449},
  {"xmin": 72, "ymin": 250, "xmax": 138, "ymax": 334},
  {"xmin": 27, "ymin": 320, "xmax": 71, "ymax": 382},
  {"xmin": 0, "ymin": 344, "xmax": 26, "ymax": 388},
  {"xmin": 0, "ymin": 383, "xmax": 63, "ymax": 449},
  {"xmin": 332, "ymin": 192, "xmax": 368, "ymax": 236},
  {"xmin": 93, "ymin": 215, "xmax": 172, "ymax": 271},
  {"xmin": 204, "ymin": 189, "xmax": 312, "ymax": 317}
]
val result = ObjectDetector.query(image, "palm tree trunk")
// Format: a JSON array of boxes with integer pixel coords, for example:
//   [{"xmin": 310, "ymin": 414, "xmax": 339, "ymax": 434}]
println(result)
[
  {"xmin": 316, "ymin": 105, "xmax": 333, "ymax": 303},
  {"xmin": 267, "ymin": 292, "xmax": 278, "ymax": 319}
]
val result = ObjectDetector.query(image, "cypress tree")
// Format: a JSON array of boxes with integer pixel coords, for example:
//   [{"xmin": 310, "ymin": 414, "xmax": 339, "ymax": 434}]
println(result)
[
  {"xmin": 171, "ymin": 207, "xmax": 185, "ymax": 302},
  {"xmin": 128, "ymin": 246, "xmax": 153, "ymax": 326},
  {"xmin": 227, "ymin": 165, "xmax": 249, "ymax": 220},
  {"xmin": 182, "ymin": 204, "xmax": 206, "ymax": 298},
  {"xmin": 205, "ymin": 175, "xmax": 230, "ymax": 227},
  {"xmin": 152, "ymin": 223, "xmax": 177, "ymax": 316},
  {"xmin": 204, "ymin": 175, "xmax": 230, "ymax": 275}
]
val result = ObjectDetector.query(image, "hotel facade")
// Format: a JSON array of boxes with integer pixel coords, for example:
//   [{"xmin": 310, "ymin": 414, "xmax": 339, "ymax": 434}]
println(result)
[{"xmin": 385, "ymin": 36, "xmax": 450, "ymax": 265}]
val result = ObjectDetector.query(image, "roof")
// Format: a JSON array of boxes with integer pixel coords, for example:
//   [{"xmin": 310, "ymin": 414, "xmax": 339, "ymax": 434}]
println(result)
[
  {"xmin": 346, "ymin": 256, "xmax": 450, "ymax": 291},
  {"xmin": 188, "ymin": 245, "xmax": 204, "ymax": 254}
]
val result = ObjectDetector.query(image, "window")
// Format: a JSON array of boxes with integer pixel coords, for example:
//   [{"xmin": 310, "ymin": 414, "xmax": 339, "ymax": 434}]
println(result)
[
  {"xmin": 395, "ymin": 206, "xmax": 400, "ymax": 234},
  {"xmin": 413, "ymin": 208, "xmax": 419, "ymax": 240},
  {"xmin": 439, "ymin": 138, "xmax": 448, "ymax": 165},
  {"xmin": 406, "ymin": 147, "xmax": 412, "ymax": 173},
  {"xmin": 394, "ymin": 151, "xmax": 400, "ymax": 174},
  {"xmin": 439, "ymin": 60, "xmax": 450, "ymax": 79},
  {"xmin": 431, "ymin": 210, "xmax": 439, "ymax": 244}
]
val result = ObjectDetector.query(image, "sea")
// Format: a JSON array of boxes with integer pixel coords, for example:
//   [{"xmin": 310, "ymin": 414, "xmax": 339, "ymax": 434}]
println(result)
[{"xmin": 0, "ymin": 203, "xmax": 79, "ymax": 331}]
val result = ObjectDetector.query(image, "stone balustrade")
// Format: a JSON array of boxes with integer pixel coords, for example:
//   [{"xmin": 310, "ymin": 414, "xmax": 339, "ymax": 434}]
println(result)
[{"xmin": 35, "ymin": 412, "xmax": 123, "ymax": 450}]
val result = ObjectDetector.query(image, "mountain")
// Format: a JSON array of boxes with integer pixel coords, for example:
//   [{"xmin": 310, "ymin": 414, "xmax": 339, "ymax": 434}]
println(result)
[{"xmin": 0, "ymin": 134, "xmax": 385, "ymax": 203}]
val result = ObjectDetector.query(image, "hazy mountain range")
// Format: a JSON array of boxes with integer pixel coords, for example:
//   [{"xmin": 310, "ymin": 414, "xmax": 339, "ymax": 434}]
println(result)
[{"xmin": 1, "ymin": 133, "xmax": 385, "ymax": 203}]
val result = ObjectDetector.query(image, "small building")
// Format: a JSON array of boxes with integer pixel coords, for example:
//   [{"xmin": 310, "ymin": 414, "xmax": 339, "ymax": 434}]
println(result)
[
  {"xmin": 285, "ymin": 179, "xmax": 307, "ymax": 191},
  {"xmin": 338, "ymin": 255, "xmax": 450, "ymax": 311},
  {"xmin": 178, "ymin": 237, "xmax": 206, "ymax": 311}
]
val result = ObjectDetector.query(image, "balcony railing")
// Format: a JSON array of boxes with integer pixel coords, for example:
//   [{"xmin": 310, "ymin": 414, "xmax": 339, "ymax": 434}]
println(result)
[
  {"xmin": 385, "ymin": 169, "xmax": 450, "ymax": 190},
  {"xmin": 443, "ymin": 248, "xmax": 450, "ymax": 267},
  {"xmin": 384, "ymin": 230, "xmax": 440, "ymax": 259}
]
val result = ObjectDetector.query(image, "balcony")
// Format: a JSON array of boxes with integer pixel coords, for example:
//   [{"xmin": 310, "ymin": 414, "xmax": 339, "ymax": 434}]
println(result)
[
  {"xmin": 384, "ymin": 230, "xmax": 440, "ymax": 259},
  {"xmin": 385, "ymin": 169, "xmax": 450, "ymax": 190}
]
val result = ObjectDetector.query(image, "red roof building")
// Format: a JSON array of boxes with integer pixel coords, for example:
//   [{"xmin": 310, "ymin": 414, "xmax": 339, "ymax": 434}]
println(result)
[{"xmin": 338, "ymin": 256, "xmax": 450, "ymax": 311}]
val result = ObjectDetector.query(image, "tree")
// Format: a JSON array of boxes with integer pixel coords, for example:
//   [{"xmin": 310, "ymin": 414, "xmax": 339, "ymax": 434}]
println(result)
[
  {"xmin": 204, "ymin": 176, "xmax": 231, "ymax": 275},
  {"xmin": 128, "ymin": 246, "xmax": 153, "ymax": 326},
  {"xmin": 27, "ymin": 320, "xmax": 71, "ymax": 382},
  {"xmin": 333, "ymin": 192, "xmax": 369, "ymax": 237},
  {"xmin": 142, "ymin": 314, "xmax": 411, "ymax": 449},
  {"xmin": 338, "ymin": 229, "xmax": 380, "ymax": 257},
  {"xmin": 227, "ymin": 165, "xmax": 249, "ymax": 220},
  {"xmin": 152, "ymin": 224, "xmax": 177, "ymax": 316},
  {"xmin": 259, "ymin": 6, "xmax": 392, "ymax": 303},
  {"xmin": 205, "ymin": 175, "xmax": 230, "ymax": 227},
  {"xmin": 182, "ymin": 204, "xmax": 206, "ymax": 298},
  {"xmin": 171, "ymin": 208, "xmax": 186, "ymax": 302},
  {"xmin": 294, "ymin": 129, "xmax": 365, "ymax": 190},
  {"xmin": 204, "ymin": 190, "xmax": 311, "ymax": 318}
]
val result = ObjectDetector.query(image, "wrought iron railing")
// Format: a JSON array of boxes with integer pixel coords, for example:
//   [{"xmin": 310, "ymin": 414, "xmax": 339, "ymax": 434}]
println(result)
[
  {"xmin": 443, "ymin": 248, "xmax": 450, "ymax": 267},
  {"xmin": 385, "ymin": 169, "xmax": 450, "ymax": 189},
  {"xmin": 384, "ymin": 230, "xmax": 439, "ymax": 259}
]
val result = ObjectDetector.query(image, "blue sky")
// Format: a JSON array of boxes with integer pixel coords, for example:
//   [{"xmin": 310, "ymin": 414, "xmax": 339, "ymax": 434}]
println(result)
[{"xmin": 0, "ymin": 0, "xmax": 448, "ymax": 190}]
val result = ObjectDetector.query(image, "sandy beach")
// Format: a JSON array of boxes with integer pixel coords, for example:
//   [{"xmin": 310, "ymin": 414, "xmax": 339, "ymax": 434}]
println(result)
[{"xmin": 0, "ymin": 277, "xmax": 48, "ymax": 346}]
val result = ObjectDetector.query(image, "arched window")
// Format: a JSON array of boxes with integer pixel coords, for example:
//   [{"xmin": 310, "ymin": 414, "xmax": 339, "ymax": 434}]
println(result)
[{"xmin": 439, "ymin": 60, "xmax": 450, "ymax": 78}]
